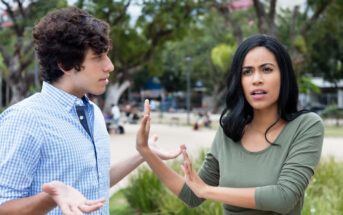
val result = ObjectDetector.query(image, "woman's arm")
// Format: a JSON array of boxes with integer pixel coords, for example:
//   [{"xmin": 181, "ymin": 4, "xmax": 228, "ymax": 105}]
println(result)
[
  {"xmin": 181, "ymin": 113, "xmax": 324, "ymax": 214},
  {"xmin": 181, "ymin": 149, "xmax": 256, "ymax": 209}
]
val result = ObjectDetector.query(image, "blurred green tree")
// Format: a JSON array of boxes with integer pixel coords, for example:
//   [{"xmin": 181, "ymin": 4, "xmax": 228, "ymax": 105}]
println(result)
[
  {"xmin": 76, "ymin": 0, "xmax": 199, "ymax": 111},
  {"xmin": 0, "ymin": 0, "xmax": 68, "ymax": 105}
]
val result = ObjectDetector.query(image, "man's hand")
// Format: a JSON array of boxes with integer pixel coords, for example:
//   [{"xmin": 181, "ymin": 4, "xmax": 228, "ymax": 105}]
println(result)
[
  {"xmin": 136, "ymin": 99, "xmax": 152, "ymax": 154},
  {"xmin": 43, "ymin": 181, "xmax": 105, "ymax": 215},
  {"xmin": 136, "ymin": 99, "xmax": 183, "ymax": 160},
  {"xmin": 149, "ymin": 135, "xmax": 183, "ymax": 160}
]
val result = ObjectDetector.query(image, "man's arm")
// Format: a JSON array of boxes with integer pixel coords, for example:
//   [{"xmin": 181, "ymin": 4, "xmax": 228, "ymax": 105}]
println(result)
[
  {"xmin": 109, "ymin": 153, "xmax": 144, "ymax": 187},
  {"xmin": 0, "ymin": 181, "xmax": 105, "ymax": 215},
  {"xmin": 0, "ymin": 193, "xmax": 56, "ymax": 215},
  {"xmin": 109, "ymin": 134, "xmax": 183, "ymax": 187}
]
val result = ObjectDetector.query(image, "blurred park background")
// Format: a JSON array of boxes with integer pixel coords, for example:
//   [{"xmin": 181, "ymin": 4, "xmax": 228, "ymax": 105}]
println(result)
[{"xmin": 0, "ymin": 0, "xmax": 343, "ymax": 214}]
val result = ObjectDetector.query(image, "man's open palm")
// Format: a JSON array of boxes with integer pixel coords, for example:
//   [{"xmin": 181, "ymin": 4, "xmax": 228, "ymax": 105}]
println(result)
[{"xmin": 43, "ymin": 181, "xmax": 105, "ymax": 215}]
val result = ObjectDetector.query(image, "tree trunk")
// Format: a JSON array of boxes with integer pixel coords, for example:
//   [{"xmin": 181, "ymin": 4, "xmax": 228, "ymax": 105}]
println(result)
[
  {"xmin": 103, "ymin": 80, "xmax": 131, "ymax": 113},
  {"xmin": 209, "ymin": 85, "xmax": 226, "ymax": 113},
  {"xmin": 7, "ymin": 55, "xmax": 33, "ymax": 105},
  {"xmin": 0, "ymin": 68, "xmax": 2, "ymax": 108}
]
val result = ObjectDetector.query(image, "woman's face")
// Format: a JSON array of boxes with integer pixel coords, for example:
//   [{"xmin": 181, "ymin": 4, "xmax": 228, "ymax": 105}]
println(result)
[{"xmin": 241, "ymin": 46, "xmax": 281, "ymax": 112}]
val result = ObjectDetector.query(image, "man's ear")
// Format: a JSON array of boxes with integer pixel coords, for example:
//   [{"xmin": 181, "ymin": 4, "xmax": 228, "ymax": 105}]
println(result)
[{"xmin": 57, "ymin": 63, "xmax": 73, "ymax": 75}]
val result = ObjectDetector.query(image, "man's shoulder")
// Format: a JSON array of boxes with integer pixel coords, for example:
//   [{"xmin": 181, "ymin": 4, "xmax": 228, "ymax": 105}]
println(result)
[{"xmin": 1, "ymin": 94, "xmax": 43, "ymax": 116}]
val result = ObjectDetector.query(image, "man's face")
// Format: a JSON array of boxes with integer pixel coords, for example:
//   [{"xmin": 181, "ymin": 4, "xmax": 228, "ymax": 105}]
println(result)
[{"xmin": 69, "ymin": 49, "xmax": 114, "ymax": 98}]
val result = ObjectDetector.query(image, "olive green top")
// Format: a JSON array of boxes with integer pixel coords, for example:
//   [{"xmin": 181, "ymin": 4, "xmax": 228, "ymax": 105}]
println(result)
[{"xmin": 178, "ymin": 112, "xmax": 324, "ymax": 215}]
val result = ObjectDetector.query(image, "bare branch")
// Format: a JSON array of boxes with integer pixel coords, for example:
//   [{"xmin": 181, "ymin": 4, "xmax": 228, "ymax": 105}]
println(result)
[
  {"xmin": 15, "ymin": 0, "xmax": 25, "ymax": 18},
  {"xmin": 267, "ymin": 0, "xmax": 277, "ymax": 37},
  {"xmin": 1, "ymin": 0, "xmax": 21, "ymax": 36},
  {"xmin": 290, "ymin": 5, "xmax": 299, "ymax": 54},
  {"xmin": 0, "ymin": 46, "xmax": 10, "ymax": 66},
  {"xmin": 205, "ymin": 0, "xmax": 243, "ymax": 44},
  {"xmin": 300, "ymin": 0, "xmax": 333, "ymax": 35},
  {"xmin": 21, "ymin": 52, "xmax": 34, "ymax": 71},
  {"xmin": 24, "ymin": 42, "xmax": 34, "ymax": 55},
  {"xmin": 112, "ymin": 0, "xmax": 131, "ymax": 25},
  {"xmin": 253, "ymin": 0, "xmax": 267, "ymax": 34}
]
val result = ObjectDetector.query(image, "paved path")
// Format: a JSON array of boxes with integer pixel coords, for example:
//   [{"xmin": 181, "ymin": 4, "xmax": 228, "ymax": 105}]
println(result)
[{"xmin": 109, "ymin": 123, "xmax": 343, "ymax": 196}]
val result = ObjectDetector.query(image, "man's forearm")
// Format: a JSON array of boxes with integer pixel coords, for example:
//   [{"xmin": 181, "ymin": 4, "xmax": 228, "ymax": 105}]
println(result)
[
  {"xmin": 0, "ymin": 192, "xmax": 56, "ymax": 215},
  {"xmin": 109, "ymin": 153, "xmax": 144, "ymax": 187}
]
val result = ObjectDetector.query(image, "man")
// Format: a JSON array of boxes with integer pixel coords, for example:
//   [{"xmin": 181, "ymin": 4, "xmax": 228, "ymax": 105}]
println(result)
[
  {"xmin": 111, "ymin": 103, "xmax": 121, "ymax": 133},
  {"xmin": 0, "ymin": 7, "xmax": 180, "ymax": 215}
]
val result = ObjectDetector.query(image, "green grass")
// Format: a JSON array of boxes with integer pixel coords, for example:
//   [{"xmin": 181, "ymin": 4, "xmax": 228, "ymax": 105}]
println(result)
[
  {"xmin": 324, "ymin": 125, "xmax": 343, "ymax": 137},
  {"xmin": 109, "ymin": 190, "xmax": 136, "ymax": 215}
]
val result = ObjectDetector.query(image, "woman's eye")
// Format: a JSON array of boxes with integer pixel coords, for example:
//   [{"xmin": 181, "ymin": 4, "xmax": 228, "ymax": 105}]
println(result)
[
  {"xmin": 242, "ymin": 70, "xmax": 252, "ymax": 75},
  {"xmin": 263, "ymin": 67, "xmax": 273, "ymax": 72}
]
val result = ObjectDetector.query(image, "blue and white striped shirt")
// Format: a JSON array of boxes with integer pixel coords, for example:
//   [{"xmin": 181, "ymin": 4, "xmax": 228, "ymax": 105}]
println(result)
[{"xmin": 0, "ymin": 82, "xmax": 110, "ymax": 214}]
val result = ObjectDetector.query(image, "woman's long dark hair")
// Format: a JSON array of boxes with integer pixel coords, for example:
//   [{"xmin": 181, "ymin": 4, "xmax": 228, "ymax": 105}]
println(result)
[{"xmin": 220, "ymin": 34, "xmax": 306, "ymax": 143}]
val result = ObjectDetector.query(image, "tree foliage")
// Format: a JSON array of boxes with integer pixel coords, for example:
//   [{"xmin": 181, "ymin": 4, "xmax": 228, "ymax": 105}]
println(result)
[{"xmin": 0, "ymin": 0, "xmax": 68, "ymax": 105}]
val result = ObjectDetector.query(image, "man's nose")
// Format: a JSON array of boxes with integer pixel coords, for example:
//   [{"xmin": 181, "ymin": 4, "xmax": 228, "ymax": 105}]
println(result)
[{"xmin": 104, "ymin": 56, "xmax": 114, "ymax": 73}]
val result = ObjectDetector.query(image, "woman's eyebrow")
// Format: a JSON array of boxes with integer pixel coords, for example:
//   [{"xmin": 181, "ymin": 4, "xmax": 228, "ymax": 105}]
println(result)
[{"xmin": 259, "ymin": 63, "xmax": 275, "ymax": 68}]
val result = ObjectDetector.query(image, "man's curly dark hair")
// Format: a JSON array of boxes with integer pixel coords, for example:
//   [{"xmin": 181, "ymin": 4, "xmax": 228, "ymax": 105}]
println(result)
[{"xmin": 33, "ymin": 7, "xmax": 111, "ymax": 83}]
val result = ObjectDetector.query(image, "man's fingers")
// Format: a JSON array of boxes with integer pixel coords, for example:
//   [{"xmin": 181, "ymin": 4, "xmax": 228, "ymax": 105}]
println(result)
[
  {"xmin": 170, "ymin": 149, "xmax": 182, "ymax": 158},
  {"xmin": 42, "ymin": 183, "xmax": 57, "ymax": 195},
  {"xmin": 79, "ymin": 203, "xmax": 104, "ymax": 213},
  {"xmin": 59, "ymin": 204, "xmax": 73, "ymax": 215},
  {"xmin": 85, "ymin": 198, "xmax": 106, "ymax": 205},
  {"xmin": 153, "ymin": 135, "xmax": 158, "ymax": 142},
  {"xmin": 180, "ymin": 144, "xmax": 187, "ymax": 151},
  {"xmin": 70, "ymin": 205, "xmax": 83, "ymax": 215}
]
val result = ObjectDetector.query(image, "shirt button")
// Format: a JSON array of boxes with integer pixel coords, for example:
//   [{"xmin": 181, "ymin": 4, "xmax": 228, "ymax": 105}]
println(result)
[{"xmin": 80, "ymin": 115, "xmax": 84, "ymax": 120}]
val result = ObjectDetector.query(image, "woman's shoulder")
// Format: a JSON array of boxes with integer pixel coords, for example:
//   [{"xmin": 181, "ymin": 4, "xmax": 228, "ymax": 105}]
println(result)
[
  {"xmin": 287, "ymin": 111, "xmax": 324, "ymax": 136},
  {"xmin": 292, "ymin": 111, "xmax": 323, "ymax": 126}
]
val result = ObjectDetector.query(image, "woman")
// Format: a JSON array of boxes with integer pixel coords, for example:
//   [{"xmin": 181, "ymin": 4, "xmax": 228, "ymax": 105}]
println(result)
[{"xmin": 137, "ymin": 34, "xmax": 324, "ymax": 215}]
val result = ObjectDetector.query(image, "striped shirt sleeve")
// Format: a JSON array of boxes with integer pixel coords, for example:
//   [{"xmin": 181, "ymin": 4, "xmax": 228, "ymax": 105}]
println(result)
[{"xmin": 0, "ymin": 107, "xmax": 44, "ymax": 206}]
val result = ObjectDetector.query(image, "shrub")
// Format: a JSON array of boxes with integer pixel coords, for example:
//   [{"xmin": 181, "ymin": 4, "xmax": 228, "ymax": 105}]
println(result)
[
  {"xmin": 302, "ymin": 157, "xmax": 343, "ymax": 215},
  {"xmin": 122, "ymin": 148, "xmax": 223, "ymax": 214}
]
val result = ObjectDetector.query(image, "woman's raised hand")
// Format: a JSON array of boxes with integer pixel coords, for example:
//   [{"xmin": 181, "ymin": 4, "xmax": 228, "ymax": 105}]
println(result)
[{"xmin": 180, "ymin": 147, "xmax": 208, "ymax": 198}]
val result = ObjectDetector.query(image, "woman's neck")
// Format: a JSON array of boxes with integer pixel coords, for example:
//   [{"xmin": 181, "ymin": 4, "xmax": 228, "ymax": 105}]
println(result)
[{"xmin": 250, "ymin": 107, "xmax": 280, "ymax": 131}]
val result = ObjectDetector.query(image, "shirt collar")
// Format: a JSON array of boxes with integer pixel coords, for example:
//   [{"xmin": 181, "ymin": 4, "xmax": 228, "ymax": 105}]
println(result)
[{"xmin": 41, "ymin": 81, "xmax": 90, "ymax": 112}]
